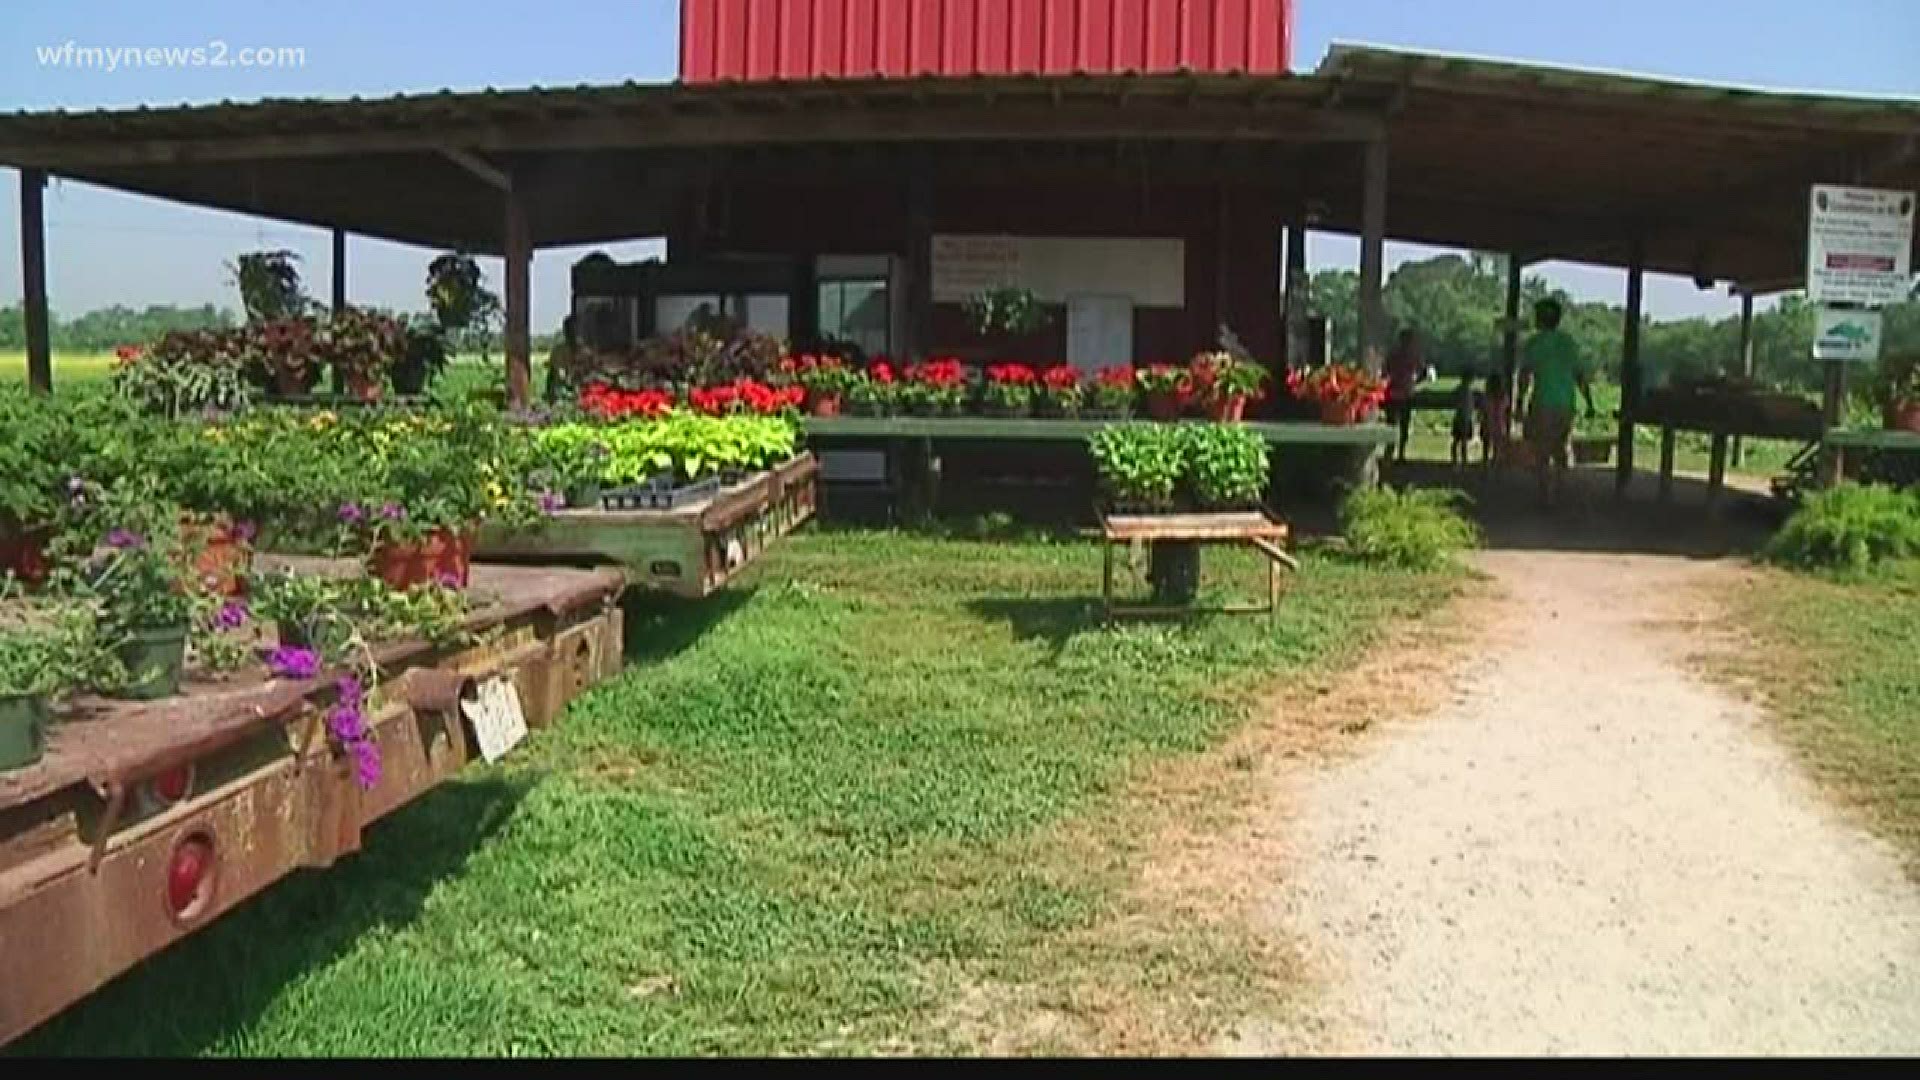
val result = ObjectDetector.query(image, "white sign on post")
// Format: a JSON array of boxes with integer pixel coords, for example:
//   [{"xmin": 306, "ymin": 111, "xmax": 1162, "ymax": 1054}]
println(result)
[
  {"xmin": 1806, "ymin": 184, "xmax": 1915, "ymax": 307},
  {"xmin": 462, "ymin": 676, "xmax": 529, "ymax": 763},
  {"xmin": 1813, "ymin": 307, "xmax": 1883, "ymax": 362}
]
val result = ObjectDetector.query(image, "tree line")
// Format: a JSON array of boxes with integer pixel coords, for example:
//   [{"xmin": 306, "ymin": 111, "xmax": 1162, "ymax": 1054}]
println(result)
[
  {"xmin": 0, "ymin": 303, "xmax": 559, "ymax": 354},
  {"xmin": 1308, "ymin": 253, "xmax": 1918, "ymax": 392}
]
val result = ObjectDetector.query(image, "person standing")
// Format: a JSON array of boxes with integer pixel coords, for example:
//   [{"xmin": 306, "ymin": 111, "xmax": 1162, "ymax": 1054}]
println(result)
[
  {"xmin": 1383, "ymin": 328, "xmax": 1423, "ymax": 463},
  {"xmin": 1449, "ymin": 373, "xmax": 1478, "ymax": 472},
  {"xmin": 543, "ymin": 315, "xmax": 583, "ymax": 405},
  {"xmin": 1480, "ymin": 370, "xmax": 1513, "ymax": 471},
  {"xmin": 1517, "ymin": 299, "xmax": 1597, "ymax": 507}
]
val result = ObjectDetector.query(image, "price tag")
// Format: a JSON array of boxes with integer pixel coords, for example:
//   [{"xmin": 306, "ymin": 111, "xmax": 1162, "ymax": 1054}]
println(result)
[{"xmin": 461, "ymin": 676, "xmax": 528, "ymax": 763}]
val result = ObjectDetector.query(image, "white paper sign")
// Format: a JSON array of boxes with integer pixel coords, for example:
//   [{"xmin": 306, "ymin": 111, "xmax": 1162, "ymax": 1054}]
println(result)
[
  {"xmin": 1813, "ymin": 306, "xmax": 1883, "ymax": 362},
  {"xmin": 930, "ymin": 235, "xmax": 1022, "ymax": 303},
  {"xmin": 1807, "ymin": 185, "xmax": 1914, "ymax": 307},
  {"xmin": 461, "ymin": 676, "xmax": 528, "ymax": 763}
]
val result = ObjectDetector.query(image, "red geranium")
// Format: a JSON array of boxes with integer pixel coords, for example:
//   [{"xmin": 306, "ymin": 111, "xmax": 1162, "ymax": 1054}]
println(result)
[
  {"xmin": 868, "ymin": 359, "xmax": 896, "ymax": 384},
  {"xmin": 984, "ymin": 362, "xmax": 1037, "ymax": 386},
  {"xmin": 581, "ymin": 381, "xmax": 673, "ymax": 420},
  {"xmin": 113, "ymin": 343, "xmax": 144, "ymax": 366},
  {"xmin": 1040, "ymin": 364, "xmax": 1079, "ymax": 391},
  {"xmin": 1096, "ymin": 364, "xmax": 1135, "ymax": 389},
  {"xmin": 906, "ymin": 357, "xmax": 967, "ymax": 388}
]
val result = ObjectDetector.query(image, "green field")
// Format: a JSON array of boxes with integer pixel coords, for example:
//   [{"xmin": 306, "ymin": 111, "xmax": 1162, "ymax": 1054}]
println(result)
[
  {"xmin": 0, "ymin": 349, "xmax": 118, "ymax": 385},
  {"xmin": 15, "ymin": 529, "xmax": 1453, "ymax": 1056}
]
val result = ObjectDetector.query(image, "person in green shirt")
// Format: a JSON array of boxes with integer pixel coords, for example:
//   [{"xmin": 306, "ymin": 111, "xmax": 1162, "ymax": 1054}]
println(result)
[{"xmin": 1517, "ymin": 298, "xmax": 1597, "ymax": 507}]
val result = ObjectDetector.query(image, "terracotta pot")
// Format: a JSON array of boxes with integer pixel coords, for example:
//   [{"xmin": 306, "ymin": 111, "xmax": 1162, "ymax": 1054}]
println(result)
[
  {"xmin": 808, "ymin": 393, "xmax": 843, "ymax": 418},
  {"xmin": 1319, "ymin": 399, "xmax": 1379, "ymax": 426},
  {"xmin": 346, "ymin": 372, "xmax": 386, "ymax": 404},
  {"xmin": 1207, "ymin": 395, "xmax": 1248, "ymax": 422},
  {"xmin": 0, "ymin": 523, "xmax": 53, "ymax": 587},
  {"xmin": 1886, "ymin": 399, "xmax": 1920, "ymax": 434},
  {"xmin": 370, "ymin": 528, "xmax": 474, "ymax": 591},
  {"xmin": 272, "ymin": 367, "xmax": 310, "ymax": 399},
  {"xmin": 178, "ymin": 514, "xmax": 252, "ymax": 597},
  {"xmin": 1144, "ymin": 391, "xmax": 1186, "ymax": 422}
]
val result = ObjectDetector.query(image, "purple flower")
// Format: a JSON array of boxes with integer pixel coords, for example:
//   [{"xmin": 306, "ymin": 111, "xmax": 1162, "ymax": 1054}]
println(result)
[
  {"xmin": 434, "ymin": 570, "xmax": 463, "ymax": 589},
  {"xmin": 334, "ymin": 674, "xmax": 364, "ymax": 707},
  {"xmin": 105, "ymin": 528, "xmax": 145, "ymax": 550},
  {"xmin": 326, "ymin": 701, "xmax": 367, "ymax": 743},
  {"xmin": 231, "ymin": 519, "xmax": 259, "ymax": 544},
  {"xmin": 349, "ymin": 738, "xmax": 382, "ymax": 790},
  {"xmin": 337, "ymin": 502, "xmax": 366, "ymax": 526},
  {"xmin": 538, "ymin": 490, "xmax": 563, "ymax": 514},
  {"xmin": 265, "ymin": 645, "xmax": 321, "ymax": 680},
  {"xmin": 379, "ymin": 503, "xmax": 406, "ymax": 521},
  {"xmin": 213, "ymin": 600, "xmax": 249, "ymax": 631}
]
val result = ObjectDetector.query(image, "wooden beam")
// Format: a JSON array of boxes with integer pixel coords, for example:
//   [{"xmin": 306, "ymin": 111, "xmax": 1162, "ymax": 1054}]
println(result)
[
  {"xmin": 503, "ymin": 187, "xmax": 531, "ymax": 410},
  {"xmin": 0, "ymin": 103, "xmax": 1387, "ymax": 170},
  {"xmin": 440, "ymin": 147, "xmax": 512, "ymax": 191},
  {"xmin": 903, "ymin": 160, "xmax": 932, "ymax": 362},
  {"xmin": 1356, "ymin": 138, "xmax": 1388, "ymax": 373},
  {"xmin": 1615, "ymin": 240, "xmax": 1645, "ymax": 495},
  {"xmin": 20, "ymin": 169, "xmax": 50, "ymax": 395},
  {"xmin": 1283, "ymin": 215, "xmax": 1308, "ymax": 371}
]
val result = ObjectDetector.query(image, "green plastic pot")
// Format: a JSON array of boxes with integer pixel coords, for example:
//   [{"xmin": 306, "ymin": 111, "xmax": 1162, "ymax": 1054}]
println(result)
[
  {"xmin": 1, "ymin": 693, "xmax": 50, "ymax": 772},
  {"xmin": 112, "ymin": 624, "xmax": 189, "ymax": 701}
]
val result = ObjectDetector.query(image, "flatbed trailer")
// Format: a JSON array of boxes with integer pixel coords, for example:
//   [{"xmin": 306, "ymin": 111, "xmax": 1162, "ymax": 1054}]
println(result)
[
  {"xmin": 0, "ymin": 561, "xmax": 626, "ymax": 1047},
  {"xmin": 472, "ymin": 453, "xmax": 819, "ymax": 597}
]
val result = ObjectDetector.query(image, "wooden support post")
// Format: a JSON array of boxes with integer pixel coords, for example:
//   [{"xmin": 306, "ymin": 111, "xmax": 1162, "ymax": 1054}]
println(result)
[
  {"xmin": 20, "ymin": 169, "xmax": 51, "ymax": 395},
  {"xmin": 1819, "ymin": 362, "xmax": 1848, "ymax": 487},
  {"xmin": 1502, "ymin": 254, "xmax": 1523, "ymax": 381},
  {"xmin": 329, "ymin": 228, "xmax": 347, "ymax": 394},
  {"xmin": 1615, "ymin": 240, "xmax": 1645, "ymax": 496},
  {"xmin": 903, "ymin": 163, "xmax": 932, "ymax": 363},
  {"xmin": 1657, "ymin": 426, "xmax": 1677, "ymax": 503},
  {"xmin": 1707, "ymin": 433, "xmax": 1729, "ymax": 510},
  {"xmin": 1357, "ymin": 138, "xmax": 1389, "ymax": 373},
  {"xmin": 330, "ymin": 228, "xmax": 347, "ymax": 313},
  {"xmin": 1283, "ymin": 216, "xmax": 1308, "ymax": 372},
  {"xmin": 503, "ymin": 189, "xmax": 532, "ymax": 410},
  {"xmin": 1731, "ymin": 290, "xmax": 1754, "ymax": 467}
]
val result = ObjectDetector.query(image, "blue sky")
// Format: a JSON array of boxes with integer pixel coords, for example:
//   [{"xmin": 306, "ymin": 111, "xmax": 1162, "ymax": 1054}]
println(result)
[{"xmin": 1, "ymin": 0, "xmax": 1916, "ymax": 330}]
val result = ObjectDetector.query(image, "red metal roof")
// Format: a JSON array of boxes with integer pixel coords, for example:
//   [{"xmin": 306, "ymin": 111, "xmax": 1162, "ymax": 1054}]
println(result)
[{"xmin": 680, "ymin": 0, "xmax": 1293, "ymax": 83}]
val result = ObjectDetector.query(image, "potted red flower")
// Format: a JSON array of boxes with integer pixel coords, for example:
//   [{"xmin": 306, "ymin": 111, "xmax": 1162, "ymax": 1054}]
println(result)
[
  {"xmin": 323, "ymin": 307, "xmax": 405, "ymax": 404},
  {"xmin": 580, "ymin": 382, "xmax": 674, "ymax": 421},
  {"xmin": 1136, "ymin": 363, "xmax": 1194, "ymax": 421},
  {"xmin": 1036, "ymin": 364, "xmax": 1084, "ymax": 418},
  {"xmin": 1189, "ymin": 350, "xmax": 1267, "ymax": 422},
  {"xmin": 1086, "ymin": 365, "xmax": 1137, "ymax": 420},
  {"xmin": 1286, "ymin": 363, "xmax": 1388, "ymax": 426},
  {"xmin": 981, "ymin": 363, "xmax": 1039, "ymax": 418},
  {"xmin": 781, "ymin": 355, "xmax": 855, "ymax": 417},
  {"xmin": 903, "ymin": 357, "xmax": 968, "ymax": 416}
]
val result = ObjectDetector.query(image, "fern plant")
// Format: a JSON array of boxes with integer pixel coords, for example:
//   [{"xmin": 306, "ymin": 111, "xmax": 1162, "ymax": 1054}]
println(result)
[
  {"xmin": 1766, "ymin": 483, "xmax": 1920, "ymax": 572},
  {"xmin": 1339, "ymin": 486, "xmax": 1481, "ymax": 570}
]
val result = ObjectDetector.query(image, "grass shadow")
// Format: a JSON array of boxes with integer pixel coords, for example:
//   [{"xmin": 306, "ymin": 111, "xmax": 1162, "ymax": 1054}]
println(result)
[
  {"xmin": 11, "ymin": 775, "xmax": 532, "ymax": 1057},
  {"xmin": 967, "ymin": 596, "xmax": 1107, "ymax": 655},
  {"xmin": 620, "ymin": 585, "xmax": 757, "ymax": 667}
]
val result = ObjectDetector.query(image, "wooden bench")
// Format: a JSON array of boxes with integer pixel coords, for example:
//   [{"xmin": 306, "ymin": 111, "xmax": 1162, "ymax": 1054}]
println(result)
[{"xmin": 1097, "ymin": 509, "xmax": 1299, "ymax": 620}]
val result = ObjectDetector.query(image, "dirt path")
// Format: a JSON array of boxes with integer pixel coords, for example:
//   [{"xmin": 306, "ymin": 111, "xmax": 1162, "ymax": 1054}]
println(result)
[{"xmin": 1222, "ymin": 551, "xmax": 1920, "ymax": 1056}]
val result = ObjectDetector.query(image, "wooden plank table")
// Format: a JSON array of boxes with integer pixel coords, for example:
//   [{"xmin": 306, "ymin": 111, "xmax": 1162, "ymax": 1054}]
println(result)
[
  {"xmin": 802, "ymin": 415, "xmax": 1397, "ymax": 447},
  {"xmin": 1824, "ymin": 428, "xmax": 1920, "ymax": 485},
  {"xmin": 1097, "ymin": 509, "xmax": 1298, "ymax": 621}
]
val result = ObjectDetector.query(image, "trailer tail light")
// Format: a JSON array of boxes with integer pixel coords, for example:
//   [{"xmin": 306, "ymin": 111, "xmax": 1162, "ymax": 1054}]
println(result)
[
  {"xmin": 150, "ymin": 764, "xmax": 193, "ymax": 805},
  {"xmin": 165, "ymin": 833, "xmax": 217, "ymax": 923}
]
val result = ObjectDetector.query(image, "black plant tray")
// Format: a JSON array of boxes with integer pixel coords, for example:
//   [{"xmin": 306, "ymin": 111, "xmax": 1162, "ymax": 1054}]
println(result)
[{"xmin": 600, "ymin": 475, "xmax": 722, "ymax": 511}]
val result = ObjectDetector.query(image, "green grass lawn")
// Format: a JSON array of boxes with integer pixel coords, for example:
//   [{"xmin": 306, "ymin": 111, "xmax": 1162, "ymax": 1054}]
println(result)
[
  {"xmin": 0, "ymin": 349, "xmax": 117, "ymax": 385},
  {"xmin": 1717, "ymin": 562, "xmax": 1920, "ymax": 878},
  {"xmin": 15, "ymin": 528, "xmax": 1454, "ymax": 1057}
]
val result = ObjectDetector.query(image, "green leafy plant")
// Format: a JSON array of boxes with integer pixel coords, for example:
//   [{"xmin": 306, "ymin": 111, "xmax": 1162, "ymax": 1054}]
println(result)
[
  {"xmin": 1181, "ymin": 424, "xmax": 1270, "ymax": 509},
  {"xmin": 252, "ymin": 568, "xmax": 474, "ymax": 659},
  {"xmin": 48, "ymin": 477, "xmax": 197, "ymax": 633},
  {"xmin": 1088, "ymin": 423, "xmax": 1187, "ymax": 510},
  {"xmin": 395, "ymin": 316, "xmax": 451, "ymax": 394},
  {"xmin": 1867, "ymin": 352, "xmax": 1918, "ymax": 412},
  {"xmin": 0, "ymin": 596, "xmax": 122, "ymax": 699},
  {"xmin": 321, "ymin": 306, "xmax": 406, "ymax": 394},
  {"xmin": 1765, "ymin": 483, "xmax": 1920, "ymax": 572},
  {"xmin": 1190, "ymin": 350, "xmax": 1267, "ymax": 401},
  {"xmin": 845, "ymin": 371, "xmax": 901, "ymax": 416},
  {"xmin": 963, "ymin": 286, "xmax": 1051, "ymax": 336},
  {"xmin": 112, "ymin": 331, "xmax": 252, "ymax": 419},
  {"xmin": 1339, "ymin": 486, "xmax": 1481, "ymax": 570}
]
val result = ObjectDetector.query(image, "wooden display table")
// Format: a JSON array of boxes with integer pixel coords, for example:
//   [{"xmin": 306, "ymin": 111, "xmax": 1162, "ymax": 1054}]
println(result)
[{"xmin": 1097, "ymin": 509, "xmax": 1298, "ymax": 621}]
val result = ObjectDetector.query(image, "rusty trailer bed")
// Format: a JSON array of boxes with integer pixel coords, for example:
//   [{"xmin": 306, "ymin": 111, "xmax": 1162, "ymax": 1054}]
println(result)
[{"xmin": 0, "ymin": 561, "xmax": 626, "ymax": 1046}]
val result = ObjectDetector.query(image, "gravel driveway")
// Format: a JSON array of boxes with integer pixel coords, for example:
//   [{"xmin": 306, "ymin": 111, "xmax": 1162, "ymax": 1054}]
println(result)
[{"xmin": 1226, "ymin": 550, "xmax": 1920, "ymax": 1056}]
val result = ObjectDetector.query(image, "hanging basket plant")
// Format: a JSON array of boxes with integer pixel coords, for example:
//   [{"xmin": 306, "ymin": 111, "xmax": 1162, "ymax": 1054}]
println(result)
[{"xmin": 963, "ymin": 286, "xmax": 1052, "ymax": 338}]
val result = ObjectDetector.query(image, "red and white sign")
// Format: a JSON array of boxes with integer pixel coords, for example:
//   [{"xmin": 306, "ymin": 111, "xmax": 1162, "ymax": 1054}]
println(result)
[{"xmin": 1806, "ymin": 184, "xmax": 1914, "ymax": 307}]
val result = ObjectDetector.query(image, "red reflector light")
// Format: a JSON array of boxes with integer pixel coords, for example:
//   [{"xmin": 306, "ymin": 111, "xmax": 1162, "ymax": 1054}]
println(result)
[
  {"xmin": 152, "ymin": 765, "xmax": 192, "ymax": 804},
  {"xmin": 166, "ymin": 834, "xmax": 216, "ymax": 922}
]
